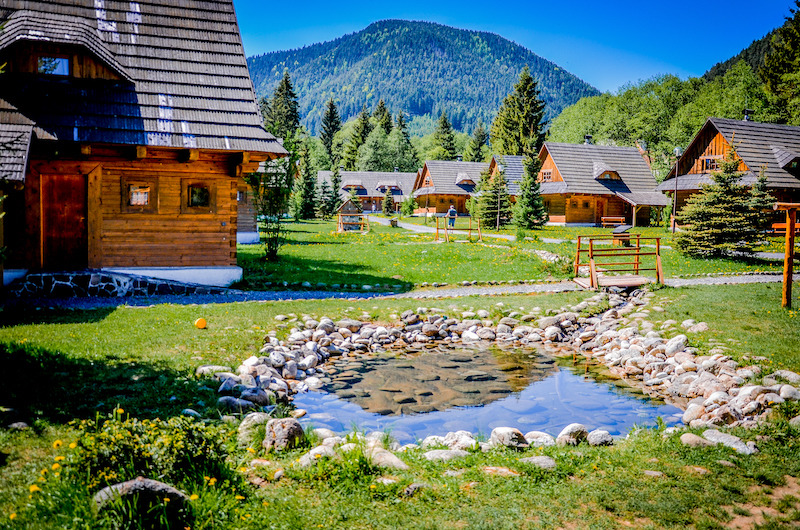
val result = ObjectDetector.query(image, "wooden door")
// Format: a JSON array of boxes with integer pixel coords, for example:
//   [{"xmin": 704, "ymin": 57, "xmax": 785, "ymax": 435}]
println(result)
[{"xmin": 41, "ymin": 174, "xmax": 87, "ymax": 270}]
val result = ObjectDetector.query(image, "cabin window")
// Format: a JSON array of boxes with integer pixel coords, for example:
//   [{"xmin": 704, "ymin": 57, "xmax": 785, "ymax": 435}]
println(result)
[
  {"xmin": 121, "ymin": 176, "xmax": 158, "ymax": 213},
  {"xmin": 544, "ymin": 200, "xmax": 551, "ymax": 210},
  {"xmin": 237, "ymin": 190, "xmax": 246, "ymax": 202},
  {"xmin": 181, "ymin": 179, "xmax": 216, "ymax": 214},
  {"xmin": 700, "ymin": 156, "xmax": 721, "ymax": 172},
  {"xmin": 598, "ymin": 172, "xmax": 620, "ymax": 180},
  {"xmin": 38, "ymin": 56, "xmax": 70, "ymax": 76},
  {"xmin": 583, "ymin": 201, "xmax": 590, "ymax": 209},
  {"xmin": 540, "ymin": 170, "xmax": 553, "ymax": 182}
]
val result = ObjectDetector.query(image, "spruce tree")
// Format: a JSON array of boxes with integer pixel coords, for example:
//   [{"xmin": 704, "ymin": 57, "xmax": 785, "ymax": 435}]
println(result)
[
  {"xmin": 291, "ymin": 138, "xmax": 318, "ymax": 220},
  {"xmin": 373, "ymin": 99, "xmax": 393, "ymax": 134},
  {"xmin": 432, "ymin": 111, "xmax": 457, "ymax": 160},
  {"xmin": 358, "ymin": 127, "xmax": 393, "ymax": 171},
  {"xmin": 262, "ymin": 69, "xmax": 300, "ymax": 140},
  {"xmin": 490, "ymin": 66, "xmax": 547, "ymax": 157},
  {"xmin": 328, "ymin": 165, "xmax": 343, "ymax": 214},
  {"xmin": 463, "ymin": 120, "xmax": 489, "ymax": 162},
  {"xmin": 676, "ymin": 150, "xmax": 759, "ymax": 257},
  {"xmin": 513, "ymin": 156, "xmax": 549, "ymax": 228},
  {"xmin": 749, "ymin": 166, "xmax": 776, "ymax": 231},
  {"xmin": 390, "ymin": 113, "xmax": 420, "ymax": 171},
  {"xmin": 320, "ymin": 98, "xmax": 341, "ymax": 168},
  {"xmin": 475, "ymin": 169, "xmax": 512, "ymax": 230},
  {"xmin": 382, "ymin": 188, "xmax": 394, "ymax": 215},
  {"xmin": 317, "ymin": 179, "xmax": 333, "ymax": 219},
  {"xmin": 342, "ymin": 105, "xmax": 373, "ymax": 170}
]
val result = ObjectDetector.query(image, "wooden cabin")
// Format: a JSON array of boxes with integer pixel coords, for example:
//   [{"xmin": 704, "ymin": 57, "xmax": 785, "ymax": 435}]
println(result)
[
  {"xmin": 536, "ymin": 142, "xmax": 668, "ymax": 226},
  {"xmin": 236, "ymin": 179, "xmax": 260, "ymax": 244},
  {"xmin": 657, "ymin": 117, "xmax": 800, "ymax": 212},
  {"xmin": 317, "ymin": 170, "xmax": 417, "ymax": 212},
  {"xmin": 336, "ymin": 199, "xmax": 368, "ymax": 232},
  {"xmin": 487, "ymin": 155, "xmax": 525, "ymax": 200},
  {"xmin": 0, "ymin": 1, "xmax": 286, "ymax": 287},
  {"xmin": 412, "ymin": 160, "xmax": 489, "ymax": 214}
]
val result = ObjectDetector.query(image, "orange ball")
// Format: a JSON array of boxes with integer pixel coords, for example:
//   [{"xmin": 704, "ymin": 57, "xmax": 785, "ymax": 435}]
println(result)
[{"xmin": 194, "ymin": 318, "xmax": 207, "ymax": 329}]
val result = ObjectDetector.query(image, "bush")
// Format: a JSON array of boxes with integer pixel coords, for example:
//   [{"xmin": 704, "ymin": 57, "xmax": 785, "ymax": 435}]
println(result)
[{"xmin": 70, "ymin": 412, "xmax": 232, "ymax": 490}]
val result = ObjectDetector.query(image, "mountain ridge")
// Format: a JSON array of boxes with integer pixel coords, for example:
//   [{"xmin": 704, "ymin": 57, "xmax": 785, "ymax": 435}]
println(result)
[{"xmin": 247, "ymin": 19, "xmax": 600, "ymax": 135}]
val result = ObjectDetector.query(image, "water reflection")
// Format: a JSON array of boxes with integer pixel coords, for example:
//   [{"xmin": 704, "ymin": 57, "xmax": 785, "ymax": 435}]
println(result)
[{"xmin": 293, "ymin": 347, "xmax": 683, "ymax": 445}]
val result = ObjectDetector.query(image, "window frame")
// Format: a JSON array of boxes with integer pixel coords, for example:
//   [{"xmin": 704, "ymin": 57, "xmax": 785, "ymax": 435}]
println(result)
[
  {"xmin": 180, "ymin": 179, "xmax": 217, "ymax": 214},
  {"xmin": 121, "ymin": 176, "xmax": 159, "ymax": 214},
  {"xmin": 540, "ymin": 169, "xmax": 553, "ymax": 182},
  {"xmin": 37, "ymin": 54, "xmax": 71, "ymax": 76}
]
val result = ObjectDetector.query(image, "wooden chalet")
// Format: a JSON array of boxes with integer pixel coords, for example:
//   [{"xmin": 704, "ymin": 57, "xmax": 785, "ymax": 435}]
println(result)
[
  {"xmin": 412, "ymin": 160, "xmax": 489, "ymax": 214},
  {"xmin": 0, "ymin": 0, "xmax": 286, "ymax": 287},
  {"xmin": 487, "ymin": 154, "xmax": 526, "ymax": 199},
  {"xmin": 536, "ymin": 142, "xmax": 668, "ymax": 226},
  {"xmin": 317, "ymin": 169, "xmax": 416, "ymax": 212},
  {"xmin": 657, "ymin": 117, "xmax": 800, "ymax": 212}
]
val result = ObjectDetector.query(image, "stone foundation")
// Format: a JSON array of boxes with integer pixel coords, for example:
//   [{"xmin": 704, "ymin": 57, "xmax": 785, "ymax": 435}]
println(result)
[{"xmin": 8, "ymin": 271, "xmax": 230, "ymax": 298}]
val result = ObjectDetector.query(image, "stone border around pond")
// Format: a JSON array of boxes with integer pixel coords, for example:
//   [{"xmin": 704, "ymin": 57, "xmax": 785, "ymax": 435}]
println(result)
[{"xmin": 195, "ymin": 287, "xmax": 800, "ymax": 471}]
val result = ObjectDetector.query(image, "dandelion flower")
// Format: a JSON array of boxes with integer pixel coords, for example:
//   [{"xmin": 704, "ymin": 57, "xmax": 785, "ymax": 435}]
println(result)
[
  {"xmin": 10, "ymin": 513, "xmax": 16, "ymax": 520},
  {"xmin": 68, "ymin": 442, "xmax": 77, "ymax": 449},
  {"xmin": 54, "ymin": 456, "xmax": 65, "ymax": 462},
  {"xmin": 189, "ymin": 494, "xmax": 199, "ymax": 501},
  {"xmin": 51, "ymin": 463, "xmax": 60, "ymax": 471},
  {"xmin": 235, "ymin": 495, "xmax": 245, "ymax": 500},
  {"xmin": 116, "ymin": 408, "xmax": 124, "ymax": 415},
  {"xmin": 52, "ymin": 440, "xmax": 62, "ymax": 449},
  {"xmin": 29, "ymin": 485, "xmax": 41, "ymax": 493},
  {"xmin": 163, "ymin": 497, "xmax": 171, "ymax": 503}
]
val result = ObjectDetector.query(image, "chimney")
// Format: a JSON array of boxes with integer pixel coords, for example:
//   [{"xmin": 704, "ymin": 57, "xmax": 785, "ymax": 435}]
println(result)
[
  {"xmin": 394, "ymin": 166, "xmax": 399, "ymax": 172},
  {"xmin": 456, "ymin": 155, "xmax": 463, "ymax": 162},
  {"xmin": 743, "ymin": 109, "xmax": 754, "ymax": 121},
  {"xmin": 584, "ymin": 135, "xmax": 593, "ymax": 145}
]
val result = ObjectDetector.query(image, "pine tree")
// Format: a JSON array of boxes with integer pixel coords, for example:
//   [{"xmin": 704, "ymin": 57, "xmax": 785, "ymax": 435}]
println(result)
[
  {"xmin": 328, "ymin": 165, "xmax": 343, "ymax": 214},
  {"xmin": 463, "ymin": 120, "xmax": 489, "ymax": 162},
  {"xmin": 490, "ymin": 66, "xmax": 547, "ymax": 157},
  {"xmin": 513, "ymin": 156, "xmax": 548, "ymax": 228},
  {"xmin": 262, "ymin": 69, "xmax": 300, "ymax": 139},
  {"xmin": 431, "ymin": 111, "xmax": 457, "ymax": 160},
  {"xmin": 389, "ymin": 113, "xmax": 420, "ymax": 171},
  {"xmin": 320, "ymin": 98, "xmax": 341, "ymax": 168},
  {"xmin": 342, "ymin": 105, "xmax": 373, "ymax": 170},
  {"xmin": 290, "ymin": 138, "xmax": 317, "ymax": 220},
  {"xmin": 373, "ymin": 99, "xmax": 393, "ymax": 134},
  {"xmin": 676, "ymin": 150, "xmax": 759, "ymax": 257},
  {"xmin": 317, "ymin": 179, "xmax": 334, "ymax": 219},
  {"xmin": 382, "ymin": 188, "xmax": 394, "ymax": 215},
  {"xmin": 475, "ymin": 169, "xmax": 512, "ymax": 230},
  {"xmin": 749, "ymin": 166, "xmax": 776, "ymax": 231}
]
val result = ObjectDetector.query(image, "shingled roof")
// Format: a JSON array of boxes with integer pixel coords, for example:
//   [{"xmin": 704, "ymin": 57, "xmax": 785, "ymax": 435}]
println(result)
[
  {"xmin": 659, "ymin": 117, "xmax": 800, "ymax": 192},
  {"xmin": 413, "ymin": 160, "xmax": 489, "ymax": 197},
  {"xmin": 490, "ymin": 155, "xmax": 525, "ymax": 196},
  {"xmin": 0, "ymin": 0, "xmax": 285, "ymax": 155},
  {"xmin": 540, "ymin": 142, "xmax": 668, "ymax": 206},
  {"xmin": 318, "ymin": 170, "xmax": 417, "ymax": 200}
]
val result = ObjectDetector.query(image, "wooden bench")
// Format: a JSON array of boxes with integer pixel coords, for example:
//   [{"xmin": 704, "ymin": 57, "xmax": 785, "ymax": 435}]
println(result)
[
  {"xmin": 601, "ymin": 216, "xmax": 626, "ymax": 228},
  {"xmin": 768, "ymin": 223, "xmax": 800, "ymax": 236}
]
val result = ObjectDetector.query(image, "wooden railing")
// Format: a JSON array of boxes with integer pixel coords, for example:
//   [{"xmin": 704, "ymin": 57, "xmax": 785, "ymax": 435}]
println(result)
[
  {"xmin": 434, "ymin": 216, "xmax": 483, "ymax": 242},
  {"xmin": 337, "ymin": 213, "xmax": 370, "ymax": 232},
  {"xmin": 574, "ymin": 234, "xmax": 664, "ymax": 289}
]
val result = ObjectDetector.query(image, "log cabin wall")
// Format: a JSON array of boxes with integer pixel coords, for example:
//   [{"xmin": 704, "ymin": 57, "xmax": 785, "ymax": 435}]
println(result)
[
  {"xmin": 537, "ymin": 152, "xmax": 564, "ymax": 182},
  {"xmin": 236, "ymin": 180, "xmax": 257, "ymax": 234},
  {"xmin": 681, "ymin": 130, "xmax": 748, "ymax": 175},
  {"xmin": 23, "ymin": 146, "xmax": 244, "ymax": 270},
  {"xmin": 543, "ymin": 195, "xmax": 566, "ymax": 223}
]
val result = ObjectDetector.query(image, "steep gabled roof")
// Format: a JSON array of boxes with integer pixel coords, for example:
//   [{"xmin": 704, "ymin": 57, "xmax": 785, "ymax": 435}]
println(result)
[
  {"xmin": 661, "ymin": 117, "xmax": 800, "ymax": 191},
  {"xmin": 490, "ymin": 154, "xmax": 524, "ymax": 196},
  {"xmin": 413, "ymin": 160, "xmax": 489, "ymax": 197},
  {"xmin": 318, "ymin": 170, "xmax": 417, "ymax": 200},
  {"xmin": 0, "ymin": 0, "xmax": 286, "ymax": 156},
  {"xmin": 0, "ymin": 99, "xmax": 34, "ymax": 181},
  {"xmin": 539, "ymin": 142, "xmax": 667, "ymax": 205}
]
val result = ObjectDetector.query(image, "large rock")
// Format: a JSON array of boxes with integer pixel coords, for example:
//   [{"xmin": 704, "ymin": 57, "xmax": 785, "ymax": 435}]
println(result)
[
  {"xmin": 443, "ymin": 430, "xmax": 478, "ymax": 451},
  {"xmin": 556, "ymin": 423, "xmax": 588, "ymax": 446},
  {"xmin": 237, "ymin": 412, "xmax": 272, "ymax": 447},
  {"xmin": 682, "ymin": 404, "xmax": 705, "ymax": 424},
  {"xmin": 587, "ymin": 429, "xmax": 613, "ymax": 446},
  {"xmin": 369, "ymin": 449, "xmax": 410, "ymax": 470},
  {"xmin": 423, "ymin": 449, "xmax": 469, "ymax": 461},
  {"xmin": 297, "ymin": 445, "xmax": 336, "ymax": 467},
  {"xmin": 524, "ymin": 431, "xmax": 555, "ymax": 447},
  {"xmin": 665, "ymin": 335, "xmax": 688, "ymax": 357},
  {"xmin": 239, "ymin": 387, "xmax": 274, "ymax": 407},
  {"xmin": 263, "ymin": 418, "xmax": 306, "ymax": 452},
  {"xmin": 217, "ymin": 396, "xmax": 255, "ymax": 413},
  {"xmin": 93, "ymin": 477, "xmax": 192, "ymax": 528},
  {"xmin": 519, "ymin": 455, "xmax": 556, "ymax": 470},
  {"xmin": 702, "ymin": 429, "xmax": 757, "ymax": 455},
  {"xmin": 490, "ymin": 427, "xmax": 528, "ymax": 449},
  {"xmin": 680, "ymin": 433, "xmax": 714, "ymax": 448},
  {"xmin": 196, "ymin": 365, "xmax": 233, "ymax": 377}
]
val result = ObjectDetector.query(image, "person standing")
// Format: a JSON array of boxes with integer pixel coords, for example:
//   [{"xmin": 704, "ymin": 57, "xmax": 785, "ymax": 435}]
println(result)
[{"xmin": 447, "ymin": 204, "xmax": 457, "ymax": 228}]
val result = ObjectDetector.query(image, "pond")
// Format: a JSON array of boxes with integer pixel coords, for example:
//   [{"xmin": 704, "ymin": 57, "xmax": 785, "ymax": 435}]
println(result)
[{"xmin": 292, "ymin": 346, "xmax": 683, "ymax": 445}]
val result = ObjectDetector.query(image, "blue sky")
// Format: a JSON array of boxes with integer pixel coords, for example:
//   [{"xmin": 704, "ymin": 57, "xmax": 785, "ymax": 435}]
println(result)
[{"xmin": 235, "ymin": 0, "xmax": 792, "ymax": 93}]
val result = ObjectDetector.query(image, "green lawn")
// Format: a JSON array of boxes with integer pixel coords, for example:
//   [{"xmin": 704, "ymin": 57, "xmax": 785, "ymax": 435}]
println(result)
[{"xmin": 1, "ymin": 285, "xmax": 800, "ymax": 528}]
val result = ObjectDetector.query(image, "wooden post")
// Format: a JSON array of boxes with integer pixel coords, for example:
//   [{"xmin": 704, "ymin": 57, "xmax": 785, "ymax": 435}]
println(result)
[
  {"xmin": 434, "ymin": 216, "xmax": 440, "ymax": 241},
  {"xmin": 588, "ymin": 241, "xmax": 597, "ymax": 289},
  {"xmin": 634, "ymin": 233, "xmax": 641, "ymax": 275},
  {"xmin": 574, "ymin": 236, "xmax": 583, "ymax": 276},
  {"xmin": 774, "ymin": 203, "xmax": 799, "ymax": 309},
  {"xmin": 655, "ymin": 238, "xmax": 664, "ymax": 284}
]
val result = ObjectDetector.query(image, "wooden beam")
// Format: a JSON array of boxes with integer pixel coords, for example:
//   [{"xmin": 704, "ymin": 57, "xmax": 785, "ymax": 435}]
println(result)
[
  {"xmin": 135, "ymin": 146, "xmax": 147, "ymax": 159},
  {"xmin": 783, "ymin": 207, "xmax": 796, "ymax": 309},
  {"xmin": 87, "ymin": 165, "xmax": 103, "ymax": 268},
  {"xmin": 179, "ymin": 148, "xmax": 200, "ymax": 162}
]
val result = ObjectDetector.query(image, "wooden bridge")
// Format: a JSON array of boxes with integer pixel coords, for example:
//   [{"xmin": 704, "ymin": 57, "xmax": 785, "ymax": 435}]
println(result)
[{"xmin": 573, "ymin": 234, "xmax": 664, "ymax": 289}]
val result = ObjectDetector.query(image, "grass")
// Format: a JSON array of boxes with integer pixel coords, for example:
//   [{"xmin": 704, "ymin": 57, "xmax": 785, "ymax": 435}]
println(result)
[{"xmin": 2, "ymin": 283, "xmax": 800, "ymax": 527}]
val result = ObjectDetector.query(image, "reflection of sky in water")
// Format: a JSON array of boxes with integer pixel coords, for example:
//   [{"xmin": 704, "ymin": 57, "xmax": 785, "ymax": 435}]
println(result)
[{"xmin": 294, "ymin": 367, "xmax": 684, "ymax": 445}]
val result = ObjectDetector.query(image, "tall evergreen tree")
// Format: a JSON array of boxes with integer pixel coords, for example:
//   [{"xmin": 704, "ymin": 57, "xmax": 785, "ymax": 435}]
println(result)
[
  {"xmin": 358, "ymin": 127, "xmax": 393, "ymax": 171},
  {"xmin": 317, "ymin": 179, "xmax": 336, "ymax": 219},
  {"xmin": 262, "ymin": 69, "xmax": 300, "ymax": 139},
  {"xmin": 749, "ymin": 166, "xmax": 776, "ymax": 231},
  {"xmin": 320, "ymin": 98, "xmax": 342, "ymax": 168},
  {"xmin": 490, "ymin": 66, "xmax": 547, "ymax": 157},
  {"xmin": 329, "ymin": 165, "xmax": 343, "ymax": 213},
  {"xmin": 290, "ymin": 137, "xmax": 318, "ymax": 220},
  {"xmin": 373, "ymin": 99, "xmax": 393, "ymax": 134},
  {"xmin": 676, "ymin": 150, "xmax": 759, "ymax": 257},
  {"xmin": 381, "ymin": 188, "xmax": 394, "ymax": 215},
  {"xmin": 762, "ymin": 1, "xmax": 800, "ymax": 124},
  {"xmin": 475, "ymin": 169, "xmax": 512, "ymax": 230},
  {"xmin": 342, "ymin": 105, "xmax": 373, "ymax": 170},
  {"xmin": 431, "ymin": 111, "xmax": 457, "ymax": 160},
  {"xmin": 389, "ymin": 113, "xmax": 420, "ymax": 171},
  {"xmin": 463, "ymin": 120, "xmax": 489, "ymax": 162},
  {"xmin": 513, "ymin": 156, "xmax": 549, "ymax": 228}
]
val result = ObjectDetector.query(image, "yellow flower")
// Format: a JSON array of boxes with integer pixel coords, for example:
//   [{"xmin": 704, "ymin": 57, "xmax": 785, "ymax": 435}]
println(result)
[
  {"xmin": 163, "ymin": 497, "xmax": 171, "ymax": 503},
  {"xmin": 52, "ymin": 440, "xmax": 62, "ymax": 449},
  {"xmin": 370, "ymin": 484, "xmax": 376, "ymax": 489},
  {"xmin": 207, "ymin": 477, "xmax": 217, "ymax": 486},
  {"xmin": 10, "ymin": 513, "xmax": 17, "ymax": 520},
  {"xmin": 51, "ymin": 463, "xmax": 60, "ymax": 471},
  {"xmin": 238, "ymin": 467, "xmax": 248, "ymax": 473},
  {"xmin": 235, "ymin": 495, "xmax": 245, "ymax": 500},
  {"xmin": 54, "ymin": 456, "xmax": 65, "ymax": 462},
  {"xmin": 29, "ymin": 485, "xmax": 42, "ymax": 493},
  {"xmin": 69, "ymin": 443, "xmax": 77, "ymax": 449},
  {"xmin": 246, "ymin": 447, "xmax": 256, "ymax": 454},
  {"xmin": 117, "ymin": 408, "xmax": 124, "ymax": 415},
  {"xmin": 189, "ymin": 494, "xmax": 199, "ymax": 501}
]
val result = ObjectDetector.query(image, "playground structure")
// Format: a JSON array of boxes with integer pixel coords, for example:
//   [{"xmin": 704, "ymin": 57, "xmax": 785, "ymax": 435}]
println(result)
[
  {"xmin": 573, "ymin": 234, "xmax": 664, "ymax": 289},
  {"xmin": 434, "ymin": 216, "xmax": 483, "ymax": 242},
  {"xmin": 336, "ymin": 198, "xmax": 370, "ymax": 233}
]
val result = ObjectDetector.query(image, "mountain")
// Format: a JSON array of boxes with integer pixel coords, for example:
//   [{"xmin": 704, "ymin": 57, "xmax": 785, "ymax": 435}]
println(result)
[
  {"xmin": 703, "ymin": 28, "xmax": 778, "ymax": 81},
  {"xmin": 247, "ymin": 20, "xmax": 600, "ymax": 135}
]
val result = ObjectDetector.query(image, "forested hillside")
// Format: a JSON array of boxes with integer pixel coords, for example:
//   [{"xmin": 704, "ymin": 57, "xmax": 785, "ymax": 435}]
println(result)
[
  {"xmin": 703, "ymin": 29, "xmax": 777, "ymax": 81},
  {"xmin": 247, "ymin": 20, "xmax": 599, "ymax": 135}
]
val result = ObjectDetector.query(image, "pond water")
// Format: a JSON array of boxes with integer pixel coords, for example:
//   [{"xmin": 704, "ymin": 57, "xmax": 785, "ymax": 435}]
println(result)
[{"xmin": 293, "ymin": 346, "xmax": 683, "ymax": 445}]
